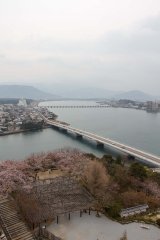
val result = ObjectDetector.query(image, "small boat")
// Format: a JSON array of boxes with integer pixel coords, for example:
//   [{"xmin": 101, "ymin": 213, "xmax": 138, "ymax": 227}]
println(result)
[{"xmin": 140, "ymin": 224, "xmax": 150, "ymax": 230}]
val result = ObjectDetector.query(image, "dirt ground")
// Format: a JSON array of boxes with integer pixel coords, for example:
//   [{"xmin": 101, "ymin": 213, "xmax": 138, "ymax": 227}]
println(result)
[
  {"xmin": 36, "ymin": 169, "xmax": 63, "ymax": 180},
  {"xmin": 47, "ymin": 212, "xmax": 160, "ymax": 240}
]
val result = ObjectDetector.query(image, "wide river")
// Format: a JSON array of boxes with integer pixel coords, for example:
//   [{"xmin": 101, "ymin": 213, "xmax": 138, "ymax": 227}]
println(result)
[
  {"xmin": 1, "ymin": 100, "xmax": 160, "ymax": 238},
  {"xmin": 0, "ymin": 100, "xmax": 160, "ymax": 160}
]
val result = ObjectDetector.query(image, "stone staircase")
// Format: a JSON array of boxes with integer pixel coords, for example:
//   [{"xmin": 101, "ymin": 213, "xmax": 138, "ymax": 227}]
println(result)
[
  {"xmin": 0, "ymin": 198, "xmax": 35, "ymax": 240},
  {"xmin": 0, "ymin": 230, "xmax": 7, "ymax": 240}
]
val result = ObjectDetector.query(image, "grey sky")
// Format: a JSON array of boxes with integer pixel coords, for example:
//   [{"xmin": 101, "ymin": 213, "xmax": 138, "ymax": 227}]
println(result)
[{"xmin": 0, "ymin": 0, "xmax": 160, "ymax": 94}]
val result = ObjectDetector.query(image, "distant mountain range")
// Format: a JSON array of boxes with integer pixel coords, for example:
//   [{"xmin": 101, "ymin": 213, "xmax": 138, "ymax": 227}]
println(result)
[
  {"xmin": 0, "ymin": 85, "xmax": 158, "ymax": 102},
  {"xmin": 112, "ymin": 90, "xmax": 156, "ymax": 102},
  {"xmin": 53, "ymin": 87, "xmax": 157, "ymax": 102},
  {"xmin": 58, "ymin": 87, "xmax": 119, "ymax": 99},
  {"xmin": 0, "ymin": 85, "xmax": 59, "ymax": 100}
]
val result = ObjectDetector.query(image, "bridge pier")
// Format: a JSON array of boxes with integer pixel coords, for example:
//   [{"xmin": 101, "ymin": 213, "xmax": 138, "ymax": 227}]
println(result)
[
  {"xmin": 76, "ymin": 134, "xmax": 83, "ymax": 139},
  {"xmin": 127, "ymin": 154, "xmax": 135, "ymax": 161},
  {"xmin": 52, "ymin": 126, "xmax": 59, "ymax": 130},
  {"xmin": 96, "ymin": 142, "xmax": 104, "ymax": 149},
  {"xmin": 61, "ymin": 129, "xmax": 67, "ymax": 133}
]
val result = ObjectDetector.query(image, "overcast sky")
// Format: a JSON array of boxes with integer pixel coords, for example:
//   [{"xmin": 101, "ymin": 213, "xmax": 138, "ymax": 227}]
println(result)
[{"xmin": 0, "ymin": 0, "xmax": 160, "ymax": 94}]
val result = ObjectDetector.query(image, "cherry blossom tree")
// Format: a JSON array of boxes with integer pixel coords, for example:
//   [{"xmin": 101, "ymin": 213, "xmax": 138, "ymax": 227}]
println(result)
[{"xmin": 0, "ymin": 149, "xmax": 92, "ymax": 195}]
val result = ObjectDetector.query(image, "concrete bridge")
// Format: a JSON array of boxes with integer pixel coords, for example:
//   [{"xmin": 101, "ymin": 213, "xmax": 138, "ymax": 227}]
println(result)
[
  {"xmin": 44, "ymin": 105, "xmax": 109, "ymax": 108},
  {"xmin": 41, "ymin": 115, "xmax": 160, "ymax": 167}
]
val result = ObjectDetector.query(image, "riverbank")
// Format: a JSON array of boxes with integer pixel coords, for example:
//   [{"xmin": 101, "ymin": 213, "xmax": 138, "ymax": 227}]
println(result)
[
  {"xmin": 0, "ymin": 119, "xmax": 70, "ymax": 137},
  {"xmin": 0, "ymin": 126, "xmax": 48, "ymax": 136}
]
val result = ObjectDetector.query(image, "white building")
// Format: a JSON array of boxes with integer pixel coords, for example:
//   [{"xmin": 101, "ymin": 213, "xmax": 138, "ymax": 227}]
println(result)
[
  {"xmin": 17, "ymin": 99, "xmax": 27, "ymax": 107},
  {"xmin": 120, "ymin": 204, "xmax": 149, "ymax": 218}
]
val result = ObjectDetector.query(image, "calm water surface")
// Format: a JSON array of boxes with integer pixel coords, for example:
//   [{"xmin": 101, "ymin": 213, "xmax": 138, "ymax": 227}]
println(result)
[
  {"xmin": 0, "ymin": 101, "xmax": 160, "ymax": 237},
  {"xmin": 0, "ymin": 100, "xmax": 160, "ymax": 160}
]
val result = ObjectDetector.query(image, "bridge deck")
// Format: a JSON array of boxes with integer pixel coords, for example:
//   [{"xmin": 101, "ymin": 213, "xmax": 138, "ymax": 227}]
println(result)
[
  {"xmin": 41, "ymin": 114, "xmax": 160, "ymax": 167},
  {"xmin": 44, "ymin": 105, "xmax": 109, "ymax": 108}
]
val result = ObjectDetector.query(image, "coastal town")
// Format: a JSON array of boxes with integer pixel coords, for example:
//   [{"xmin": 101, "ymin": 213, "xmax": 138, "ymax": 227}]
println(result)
[
  {"xmin": 99, "ymin": 99, "xmax": 160, "ymax": 112},
  {"xmin": 0, "ymin": 99, "xmax": 56, "ymax": 135},
  {"xmin": 1, "ymin": 98, "xmax": 160, "ymax": 136}
]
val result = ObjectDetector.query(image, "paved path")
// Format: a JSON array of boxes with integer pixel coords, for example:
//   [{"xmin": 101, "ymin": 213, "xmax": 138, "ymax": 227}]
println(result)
[{"xmin": 47, "ymin": 212, "xmax": 160, "ymax": 240}]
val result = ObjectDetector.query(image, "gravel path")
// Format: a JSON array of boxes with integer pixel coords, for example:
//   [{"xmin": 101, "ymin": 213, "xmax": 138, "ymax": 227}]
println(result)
[{"xmin": 47, "ymin": 211, "xmax": 160, "ymax": 240}]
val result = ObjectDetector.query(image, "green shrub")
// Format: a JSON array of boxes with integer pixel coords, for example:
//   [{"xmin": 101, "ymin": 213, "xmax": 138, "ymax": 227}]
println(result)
[
  {"xmin": 106, "ymin": 202, "xmax": 122, "ymax": 218},
  {"xmin": 156, "ymin": 219, "xmax": 160, "ymax": 226}
]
